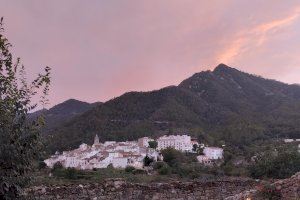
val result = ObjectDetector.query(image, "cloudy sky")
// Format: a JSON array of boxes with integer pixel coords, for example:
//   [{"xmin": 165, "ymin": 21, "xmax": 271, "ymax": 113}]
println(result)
[{"xmin": 1, "ymin": 0, "xmax": 300, "ymax": 107}]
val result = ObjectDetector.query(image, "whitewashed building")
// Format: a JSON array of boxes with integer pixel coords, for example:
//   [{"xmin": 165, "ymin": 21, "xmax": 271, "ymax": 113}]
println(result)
[
  {"xmin": 197, "ymin": 147, "xmax": 223, "ymax": 165},
  {"xmin": 157, "ymin": 135, "xmax": 193, "ymax": 152},
  {"xmin": 196, "ymin": 155, "xmax": 213, "ymax": 165},
  {"xmin": 203, "ymin": 147, "xmax": 223, "ymax": 159},
  {"xmin": 284, "ymin": 139, "xmax": 294, "ymax": 143},
  {"xmin": 44, "ymin": 135, "xmax": 160, "ymax": 170}
]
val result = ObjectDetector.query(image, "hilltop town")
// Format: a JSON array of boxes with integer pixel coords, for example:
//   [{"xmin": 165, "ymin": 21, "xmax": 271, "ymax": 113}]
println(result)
[{"xmin": 45, "ymin": 135, "xmax": 224, "ymax": 170}]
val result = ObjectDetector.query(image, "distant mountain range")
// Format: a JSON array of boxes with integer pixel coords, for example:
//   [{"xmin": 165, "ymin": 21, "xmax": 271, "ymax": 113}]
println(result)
[
  {"xmin": 43, "ymin": 64, "xmax": 300, "ymax": 153},
  {"xmin": 29, "ymin": 99, "xmax": 101, "ymax": 132}
]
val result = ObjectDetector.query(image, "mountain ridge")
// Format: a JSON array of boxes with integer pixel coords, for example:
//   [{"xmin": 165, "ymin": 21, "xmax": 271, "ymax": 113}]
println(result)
[
  {"xmin": 30, "ymin": 99, "xmax": 102, "ymax": 132},
  {"xmin": 44, "ymin": 64, "xmax": 300, "ymax": 153}
]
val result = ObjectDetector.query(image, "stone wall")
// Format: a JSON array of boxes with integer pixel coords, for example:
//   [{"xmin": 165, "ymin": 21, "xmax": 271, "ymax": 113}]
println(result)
[
  {"xmin": 24, "ymin": 178, "xmax": 257, "ymax": 200},
  {"xmin": 226, "ymin": 172, "xmax": 300, "ymax": 200}
]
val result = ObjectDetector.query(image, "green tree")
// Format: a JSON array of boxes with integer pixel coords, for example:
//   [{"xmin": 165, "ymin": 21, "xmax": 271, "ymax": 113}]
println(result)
[
  {"xmin": 192, "ymin": 144, "xmax": 198, "ymax": 152},
  {"xmin": 249, "ymin": 146, "xmax": 300, "ymax": 179},
  {"xmin": 125, "ymin": 166, "xmax": 135, "ymax": 173},
  {"xmin": 161, "ymin": 147, "xmax": 186, "ymax": 167},
  {"xmin": 64, "ymin": 168, "xmax": 78, "ymax": 180},
  {"xmin": 197, "ymin": 147, "xmax": 204, "ymax": 155},
  {"xmin": 0, "ymin": 18, "xmax": 51, "ymax": 199},
  {"xmin": 148, "ymin": 140, "xmax": 158, "ymax": 149},
  {"xmin": 143, "ymin": 155, "xmax": 154, "ymax": 166}
]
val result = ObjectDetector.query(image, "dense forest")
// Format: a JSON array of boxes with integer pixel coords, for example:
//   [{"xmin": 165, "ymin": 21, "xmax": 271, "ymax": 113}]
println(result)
[
  {"xmin": 44, "ymin": 64, "xmax": 300, "ymax": 153},
  {"xmin": 29, "ymin": 99, "xmax": 101, "ymax": 132}
]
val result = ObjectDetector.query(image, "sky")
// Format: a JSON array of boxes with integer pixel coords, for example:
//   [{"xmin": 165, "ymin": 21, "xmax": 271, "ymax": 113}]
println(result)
[{"xmin": 1, "ymin": 0, "xmax": 300, "ymax": 108}]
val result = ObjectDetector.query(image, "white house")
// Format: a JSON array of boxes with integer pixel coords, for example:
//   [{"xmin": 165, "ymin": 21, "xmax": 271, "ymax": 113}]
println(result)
[
  {"xmin": 112, "ymin": 157, "xmax": 128, "ymax": 168},
  {"xmin": 197, "ymin": 147, "xmax": 223, "ymax": 165},
  {"xmin": 197, "ymin": 155, "xmax": 213, "ymax": 165},
  {"xmin": 203, "ymin": 147, "xmax": 223, "ymax": 159},
  {"xmin": 157, "ymin": 135, "xmax": 193, "ymax": 152},
  {"xmin": 284, "ymin": 139, "xmax": 294, "ymax": 143}
]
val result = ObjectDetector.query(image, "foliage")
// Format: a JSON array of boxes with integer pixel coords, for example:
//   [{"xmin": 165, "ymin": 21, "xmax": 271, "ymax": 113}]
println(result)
[
  {"xmin": 52, "ymin": 162, "xmax": 63, "ymax": 172},
  {"xmin": 64, "ymin": 168, "xmax": 78, "ymax": 180},
  {"xmin": 52, "ymin": 167, "xmax": 84, "ymax": 180},
  {"xmin": 157, "ymin": 164, "xmax": 171, "ymax": 175},
  {"xmin": 153, "ymin": 151, "xmax": 214, "ymax": 178},
  {"xmin": 153, "ymin": 161, "xmax": 166, "ymax": 170},
  {"xmin": 249, "ymin": 145, "xmax": 300, "ymax": 179},
  {"xmin": 125, "ymin": 166, "xmax": 135, "ymax": 173},
  {"xmin": 28, "ymin": 99, "xmax": 101, "ymax": 132},
  {"xmin": 38, "ymin": 161, "xmax": 47, "ymax": 170},
  {"xmin": 161, "ymin": 147, "xmax": 192, "ymax": 167},
  {"xmin": 148, "ymin": 140, "xmax": 158, "ymax": 149},
  {"xmin": 258, "ymin": 183, "xmax": 282, "ymax": 200},
  {"xmin": 143, "ymin": 155, "xmax": 154, "ymax": 166},
  {"xmin": 0, "ymin": 18, "xmax": 51, "ymax": 199},
  {"xmin": 192, "ymin": 144, "xmax": 198, "ymax": 152},
  {"xmin": 46, "ymin": 63, "xmax": 300, "ymax": 156}
]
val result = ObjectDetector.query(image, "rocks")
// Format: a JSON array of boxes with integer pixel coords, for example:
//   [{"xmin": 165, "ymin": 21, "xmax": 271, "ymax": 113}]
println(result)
[
  {"xmin": 24, "ymin": 178, "xmax": 258, "ymax": 199},
  {"xmin": 226, "ymin": 172, "xmax": 300, "ymax": 200}
]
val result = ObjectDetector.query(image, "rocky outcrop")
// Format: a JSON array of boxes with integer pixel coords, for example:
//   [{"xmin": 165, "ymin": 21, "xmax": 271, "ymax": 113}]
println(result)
[
  {"xmin": 24, "ymin": 178, "xmax": 257, "ymax": 200},
  {"xmin": 226, "ymin": 172, "xmax": 300, "ymax": 200}
]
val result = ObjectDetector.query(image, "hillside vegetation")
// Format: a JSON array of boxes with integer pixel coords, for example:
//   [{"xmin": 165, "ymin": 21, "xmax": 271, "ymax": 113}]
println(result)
[
  {"xmin": 30, "ymin": 99, "xmax": 101, "ymax": 132},
  {"xmin": 45, "ymin": 64, "xmax": 300, "ymax": 153}
]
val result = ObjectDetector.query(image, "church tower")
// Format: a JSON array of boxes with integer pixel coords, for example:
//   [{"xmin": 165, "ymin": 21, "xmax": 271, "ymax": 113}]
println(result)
[{"xmin": 94, "ymin": 134, "xmax": 100, "ymax": 145}]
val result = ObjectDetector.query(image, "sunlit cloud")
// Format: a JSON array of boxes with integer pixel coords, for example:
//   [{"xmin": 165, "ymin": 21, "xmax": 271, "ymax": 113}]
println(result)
[
  {"xmin": 217, "ymin": 7, "xmax": 300, "ymax": 65},
  {"xmin": 1, "ymin": 1, "xmax": 300, "ymax": 107}
]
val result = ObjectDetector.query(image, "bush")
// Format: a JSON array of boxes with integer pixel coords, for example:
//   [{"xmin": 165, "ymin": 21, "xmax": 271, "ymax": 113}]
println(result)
[
  {"xmin": 0, "ymin": 18, "xmax": 51, "ymax": 199},
  {"xmin": 148, "ymin": 141, "xmax": 158, "ymax": 149},
  {"xmin": 156, "ymin": 162, "xmax": 171, "ymax": 175},
  {"xmin": 249, "ymin": 146, "xmax": 300, "ymax": 179},
  {"xmin": 125, "ymin": 166, "xmax": 135, "ymax": 173},
  {"xmin": 161, "ymin": 148, "xmax": 187, "ymax": 167},
  {"xmin": 64, "ymin": 168, "xmax": 78, "ymax": 180},
  {"xmin": 132, "ymin": 169, "xmax": 147, "ymax": 175},
  {"xmin": 158, "ymin": 164, "xmax": 171, "ymax": 175},
  {"xmin": 143, "ymin": 155, "xmax": 154, "ymax": 166},
  {"xmin": 38, "ymin": 161, "xmax": 47, "ymax": 170},
  {"xmin": 52, "ymin": 162, "xmax": 63, "ymax": 172},
  {"xmin": 107, "ymin": 163, "xmax": 114, "ymax": 169},
  {"xmin": 153, "ymin": 161, "xmax": 166, "ymax": 170},
  {"xmin": 258, "ymin": 184, "xmax": 282, "ymax": 200}
]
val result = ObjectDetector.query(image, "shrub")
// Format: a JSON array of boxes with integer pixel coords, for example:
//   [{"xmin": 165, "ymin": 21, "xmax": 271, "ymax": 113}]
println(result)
[
  {"xmin": 258, "ymin": 184, "xmax": 282, "ymax": 200},
  {"xmin": 161, "ymin": 148, "xmax": 186, "ymax": 167},
  {"xmin": 38, "ymin": 161, "xmax": 47, "ymax": 170},
  {"xmin": 249, "ymin": 146, "xmax": 300, "ymax": 179},
  {"xmin": 64, "ymin": 168, "xmax": 78, "ymax": 180},
  {"xmin": 143, "ymin": 155, "xmax": 154, "ymax": 166},
  {"xmin": 0, "ymin": 18, "xmax": 51, "ymax": 199},
  {"xmin": 125, "ymin": 166, "xmax": 135, "ymax": 173},
  {"xmin": 148, "ymin": 141, "xmax": 158, "ymax": 149},
  {"xmin": 52, "ymin": 162, "xmax": 63, "ymax": 172},
  {"xmin": 132, "ymin": 169, "xmax": 146, "ymax": 175},
  {"xmin": 107, "ymin": 163, "xmax": 114, "ymax": 169},
  {"xmin": 153, "ymin": 161, "xmax": 166, "ymax": 170},
  {"xmin": 158, "ymin": 164, "xmax": 171, "ymax": 175}
]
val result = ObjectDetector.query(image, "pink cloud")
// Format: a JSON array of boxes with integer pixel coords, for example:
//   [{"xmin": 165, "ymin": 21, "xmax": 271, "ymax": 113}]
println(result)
[{"xmin": 1, "ymin": 0, "xmax": 300, "ymax": 107}]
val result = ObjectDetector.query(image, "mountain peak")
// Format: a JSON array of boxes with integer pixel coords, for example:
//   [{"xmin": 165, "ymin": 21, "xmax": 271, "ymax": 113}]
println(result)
[{"xmin": 213, "ymin": 63, "xmax": 235, "ymax": 72}]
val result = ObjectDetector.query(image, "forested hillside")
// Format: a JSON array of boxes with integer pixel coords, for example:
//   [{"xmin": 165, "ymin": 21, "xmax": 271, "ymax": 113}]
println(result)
[
  {"xmin": 45, "ymin": 64, "xmax": 300, "ymax": 153},
  {"xmin": 30, "ymin": 99, "xmax": 101, "ymax": 132}
]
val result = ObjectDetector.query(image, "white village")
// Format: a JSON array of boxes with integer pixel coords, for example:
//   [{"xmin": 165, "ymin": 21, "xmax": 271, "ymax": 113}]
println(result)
[{"xmin": 45, "ymin": 135, "xmax": 224, "ymax": 170}]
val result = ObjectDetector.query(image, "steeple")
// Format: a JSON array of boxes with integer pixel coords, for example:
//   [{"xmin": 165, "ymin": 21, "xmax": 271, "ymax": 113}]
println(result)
[{"xmin": 94, "ymin": 134, "xmax": 100, "ymax": 145}]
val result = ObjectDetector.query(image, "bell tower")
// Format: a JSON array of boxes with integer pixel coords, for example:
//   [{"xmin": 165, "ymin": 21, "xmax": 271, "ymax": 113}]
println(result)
[{"xmin": 94, "ymin": 134, "xmax": 100, "ymax": 145}]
